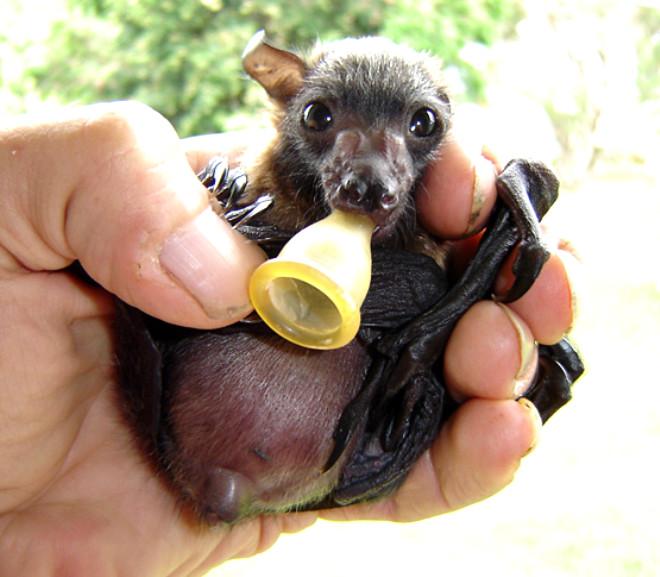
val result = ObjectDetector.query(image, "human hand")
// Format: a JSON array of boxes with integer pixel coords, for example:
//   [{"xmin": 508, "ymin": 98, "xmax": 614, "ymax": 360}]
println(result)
[
  {"xmin": 0, "ymin": 103, "xmax": 576, "ymax": 575},
  {"xmin": 0, "ymin": 102, "xmax": 279, "ymax": 576}
]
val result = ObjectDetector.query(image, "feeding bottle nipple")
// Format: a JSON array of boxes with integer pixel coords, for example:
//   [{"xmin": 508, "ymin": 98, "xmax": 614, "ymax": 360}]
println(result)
[{"xmin": 248, "ymin": 210, "xmax": 374, "ymax": 350}]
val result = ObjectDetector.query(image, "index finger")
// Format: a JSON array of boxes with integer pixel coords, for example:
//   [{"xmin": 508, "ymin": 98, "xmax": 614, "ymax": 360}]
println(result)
[{"xmin": 183, "ymin": 129, "xmax": 274, "ymax": 172}]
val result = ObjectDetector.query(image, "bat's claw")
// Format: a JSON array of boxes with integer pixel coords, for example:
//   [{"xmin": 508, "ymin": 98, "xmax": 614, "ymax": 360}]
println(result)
[
  {"xmin": 225, "ymin": 173, "xmax": 249, "ymax": 208},
  {"xmin": 198, "ymin": 157, "xmax": 274, "ymax": 229},
  {"xmin": 198, "ymin": 156, "xmax": 249, "ymax": 210},
  {"xmin": 225, "ymin": 194, "xmax": 273, "ymax": 228},
  {"xmin": 198, "ymin": 156, "xmax": 229, "ymax": 195}
]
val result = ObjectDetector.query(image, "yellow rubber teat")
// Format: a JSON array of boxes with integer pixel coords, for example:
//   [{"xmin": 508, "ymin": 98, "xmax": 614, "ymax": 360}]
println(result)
[{"xmin": 249, "ymin": 210, "xmax": 374, "ymax": 350}]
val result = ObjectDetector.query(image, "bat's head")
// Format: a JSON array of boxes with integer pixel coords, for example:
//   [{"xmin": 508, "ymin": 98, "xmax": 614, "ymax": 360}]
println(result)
[{"xmin": 243, "ymin": 32, "xmax": 451, "ymax": 240}]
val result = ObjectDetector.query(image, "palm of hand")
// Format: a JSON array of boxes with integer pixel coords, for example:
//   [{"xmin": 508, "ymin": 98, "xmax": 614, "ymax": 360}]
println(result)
[{"xmin": 0, "ymin": 271, "xmax": 315, "ymax": 575}]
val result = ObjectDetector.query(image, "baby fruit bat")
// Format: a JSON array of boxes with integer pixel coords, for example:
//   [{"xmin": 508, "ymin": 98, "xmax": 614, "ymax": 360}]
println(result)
[{"xmin": 114, "ymin": 32, "xmax": 583, "ymax": 524}]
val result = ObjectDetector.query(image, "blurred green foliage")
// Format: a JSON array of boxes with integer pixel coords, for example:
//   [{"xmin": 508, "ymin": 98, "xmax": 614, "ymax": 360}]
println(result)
[
  {"xmin": 381, "ymin": 0, "xmax": 522, "ymax": 98},
  {"xmin": 636, "ymin": 4, "xmax": 660, "ymax": 102},
  {"xmin": 25, "ymin": 0, "xmax": 523, "ymax": 135}
]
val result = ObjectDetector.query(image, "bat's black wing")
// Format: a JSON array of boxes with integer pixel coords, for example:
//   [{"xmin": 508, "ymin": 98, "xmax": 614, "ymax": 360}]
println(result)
[{"xmin": 318, "ymin": 159, "xmax": 583, "ymax": 507}]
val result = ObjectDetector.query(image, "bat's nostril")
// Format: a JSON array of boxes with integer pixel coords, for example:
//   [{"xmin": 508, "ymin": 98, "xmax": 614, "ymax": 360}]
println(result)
[
  {"xmin": 338, "ymin": 180, "xmax": 398, "ymax": 212},
  {"xmin": 380, "ymin": 191, "xmax": 398, "ymax": 210},
  {"xmin": 332, "ymin": 179, "xmax": 400, "ymax": 228}
]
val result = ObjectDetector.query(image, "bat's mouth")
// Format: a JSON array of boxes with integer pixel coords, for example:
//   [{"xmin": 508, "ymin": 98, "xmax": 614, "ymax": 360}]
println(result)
[
  {"xmin": 317, "ymin": 200, "xmax": 411, "ymax": 246},
  {"xmin": 325, "ymin": 186, "xmax": 407, "ymax": 235}
]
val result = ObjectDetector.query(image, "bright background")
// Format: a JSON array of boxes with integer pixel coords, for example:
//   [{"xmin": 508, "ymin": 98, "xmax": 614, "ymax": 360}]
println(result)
[{"xmin": 2, "ymin": 1, "xmax": 658, "ymax": 575}]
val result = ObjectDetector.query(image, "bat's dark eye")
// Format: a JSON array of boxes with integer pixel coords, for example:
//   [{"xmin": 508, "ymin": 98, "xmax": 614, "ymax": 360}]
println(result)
[
  {"xmin": 302, "ymin": 102, "xmax": 333, "ymax": 132},
  {"xmin": 409, "ymin": 107, "xmax": 438, "ymax": 137}
]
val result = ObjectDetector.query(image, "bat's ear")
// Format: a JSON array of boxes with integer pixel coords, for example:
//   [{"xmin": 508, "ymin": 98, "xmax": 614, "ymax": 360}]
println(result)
[{"xmin": 242, "ymin": 30, "xmax": 306, "ymax": 102}]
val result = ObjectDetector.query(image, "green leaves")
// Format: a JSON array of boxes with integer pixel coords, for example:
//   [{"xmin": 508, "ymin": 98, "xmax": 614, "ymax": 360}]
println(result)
[
  {"xmin": 24, "ymin": 0, "xmax": 523, "ymax": 135},
  {"xmin": 381, "ymin": 0, "xmax": 524, "ymax": 100}
]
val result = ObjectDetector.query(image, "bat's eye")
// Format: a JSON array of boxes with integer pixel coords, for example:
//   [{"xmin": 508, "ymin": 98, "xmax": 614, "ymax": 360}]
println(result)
[
  {"xmin": 409, "ymin": 107, "xmax": 438, "ymax": 137},
  {"xmin": 302, "ymin": 102, "xmax": 333, "ymax": 132}
]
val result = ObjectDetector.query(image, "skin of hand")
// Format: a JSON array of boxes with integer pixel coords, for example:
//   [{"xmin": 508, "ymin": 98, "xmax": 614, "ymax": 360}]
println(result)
[{"xmin": 0, "ymin": 102, "xmax": 576, "ymax": 576}]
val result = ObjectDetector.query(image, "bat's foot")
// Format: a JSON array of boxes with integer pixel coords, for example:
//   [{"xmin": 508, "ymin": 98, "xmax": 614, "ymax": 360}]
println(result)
[
  {"xmin": 198, "ymin": 156, "xmax": 246, "ymax": 207},
  {"xmin": 198, "ymin": 156, "xmax": 230, "ymax": 195},
  {"xmin": 197, "ymin": 156, "xmax": 273, "ymax": 228}
]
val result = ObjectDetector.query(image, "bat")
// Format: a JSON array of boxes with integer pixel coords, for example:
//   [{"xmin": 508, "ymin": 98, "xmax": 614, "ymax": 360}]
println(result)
[{"xmin": 114, "ymin": 32, "xmax": 583, "ymax": 524}]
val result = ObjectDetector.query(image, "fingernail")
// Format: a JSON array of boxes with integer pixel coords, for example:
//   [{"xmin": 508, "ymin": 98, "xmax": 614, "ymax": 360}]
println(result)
[
  {"xmin": 464, "ymin": 155, "xmax": 496, "ymax": 236},
  {"xmin": 497, "ymin": 303, "xmax": 538, "ymax": 398},
  {"xmin": 159, "ymin": 207, "xmax": 265, "ymax": 319},
  {"xmin": 517, "ymin": 397, "xmax": 543, "ymax": 456},
  {"xmin": 557, "ymin": 248, "xmax": 582, "ymax": 335}
]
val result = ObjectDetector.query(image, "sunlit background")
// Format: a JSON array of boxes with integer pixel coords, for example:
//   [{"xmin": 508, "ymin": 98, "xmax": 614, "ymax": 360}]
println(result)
[{"xmin": 2, "ymin": 0, "xmax": 658, "ymax": 575}]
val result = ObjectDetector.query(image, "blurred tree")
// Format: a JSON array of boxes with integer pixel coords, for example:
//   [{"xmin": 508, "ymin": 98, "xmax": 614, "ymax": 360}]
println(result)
[
  {"xmin": 381, "ymin": 0, "xmax": 523, "ymax": 99},
  {"xmin": 635, "ymin": 4, "xmax": 659, "ymax": 102},
  {"xmin": 25, "ymin": 0, "xmax": 523, "ymax": 135}
]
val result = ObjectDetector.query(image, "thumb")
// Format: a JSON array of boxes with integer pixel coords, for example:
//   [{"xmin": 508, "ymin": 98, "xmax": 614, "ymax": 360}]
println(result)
[{"xmin": 0, "ymin": 102, "xmax": 265, "ymax": 328}]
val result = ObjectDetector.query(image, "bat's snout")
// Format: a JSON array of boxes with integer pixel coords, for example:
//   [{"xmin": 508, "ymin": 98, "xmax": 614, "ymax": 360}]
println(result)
[
  {"xmin": 333, "ymin": 176, "xmax": 399, "ymax": 226},
  {"xmin": 323, "ymin": 128, "xmax": 414, "ymax": 227}
]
